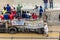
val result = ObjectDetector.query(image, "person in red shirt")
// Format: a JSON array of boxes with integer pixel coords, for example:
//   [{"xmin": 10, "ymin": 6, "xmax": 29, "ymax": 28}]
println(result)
[
  {"xmin": 11, "ymin": 7, "xmax": 16, "ymax": 16},
  {"xmin": 9, "ymin": 12, "xmax": 14, "ymax": 20},
  {"xmin": 0, "ymin": 13, "xmax": 4, "ymax": 20},
  {"xmin": 32, "ymin": 13, "xmax": 38, "ymax": 19}
]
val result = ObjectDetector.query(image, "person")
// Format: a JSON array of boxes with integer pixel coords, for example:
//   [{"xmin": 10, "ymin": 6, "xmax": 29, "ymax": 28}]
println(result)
[
  {"xmin": 11, "ymin": 7, "xmax": 16, "ymax": 16},
  {"xmin": 2, "ymin": 7, "xmax": 7, "ymax": 15},
  {"xmin": 15, "ymin": 14, "xmax": 19, "ymax": 18},
  {"xmin": 39, "ymin": 6, "xmax": 43, "ymax": 18},
  {"xmin": 4, "ymin": 13, "xmax": 9, "ymax": 20},
  {"xmin": 0, "ymin": 13, "xmax": 4, "ymax": 20},
  {"xmin": 43, "ymin": 14, "xmax": 48, "ymax": 22},
  {"xmin": 26, "ymin": 11, "xmax": 31, "ymax": 16},
  {"xmin": 44, "ymin": 23, "xmax": 48, "ymax": 37},
  {"xmin": 9, "ymin": 12, "xmax": 14, "ymax": 20},
  {"xmin": 49, "ymin": 0, "xmax": 53, "ymax": 9},
  {"xmin": 11, "ymin": 4, "xmax": 15, "ymax": 11},
  {"xmin": 22, "ymin": 11, "xmax": 27, "ymax": 18},
  {"xmin": 26, "ymin": 11, "xmax": 31, "ymax": 18},
  {"xmin": 6, "ymin": 4, "xmax": 11, "ymax": 13},
  {"xmin": 43, "ymin": 0, "xmax": 48, "ymax": 9},
  {"xmin": 32, "ymin": 13, "xmax": 38, "ymax": 19},
  {"xmin": 17, "ymin": 4, "xmax": 23, "ymax": 17},
  {"xmin": 59, "ymin": 14, "xmax": 60, "ymax": 21},
  {"xmin": 34, "ymin": 5, "xmax": 38, "ymax": 12}
]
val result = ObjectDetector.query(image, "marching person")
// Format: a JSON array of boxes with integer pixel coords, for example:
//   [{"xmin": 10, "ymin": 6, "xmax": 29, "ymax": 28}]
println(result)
[{"xmin": 44, "ymin": 23, "xmax": 48, "ymax": 37}]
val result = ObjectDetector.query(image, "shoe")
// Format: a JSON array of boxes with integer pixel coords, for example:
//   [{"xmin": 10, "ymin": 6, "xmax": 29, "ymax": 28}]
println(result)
[{"xmin": 46, "ymin": 35, "xmax": 48, "ymax": 37}]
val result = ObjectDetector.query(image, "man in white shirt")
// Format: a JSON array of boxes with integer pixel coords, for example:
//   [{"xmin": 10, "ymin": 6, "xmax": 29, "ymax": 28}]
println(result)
[
  {"xmin": 44, "ymin": 23, "xmax": 48, "ymax": 37},
  {"xmin": 26, "ymin": 11, "xmax": 31, "ymax": 16}
]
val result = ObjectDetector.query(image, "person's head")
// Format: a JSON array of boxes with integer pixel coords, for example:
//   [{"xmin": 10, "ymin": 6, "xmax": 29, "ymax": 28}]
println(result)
[
  {"xmin": 13, "ymin": 7, "xmax": 15, "ymax": 9},
  {"xmin": 22, "ymin": 11, "xmax": 26, "ymax": 14},
  {"xmin": 1, "ymin": 13, "xmax": 3, "ymax": 15},
  {"xmin": 7, "ymin": 4, "xmax": 9, "ymax": 6},
  {"xmin": 9, "ymin": 12, "xmax": 11, "ymax": 14},
  {"xmin": 18, "ymin": 4, "xmax": 20, "ymax": 6},
  {"xmin": 3, "ymin": 7, "xmax": 6, "ymax": 10},
  {"xmin": 35, "ymin": 5, "xmax": 38, "ymax": 9},
  {"xmin": 40, "ymin": 6, "xmax": 42, "ymax": 8},
  {"xmin": 27, "ymin": 11, "xmax": 29, "ymax": 13}
]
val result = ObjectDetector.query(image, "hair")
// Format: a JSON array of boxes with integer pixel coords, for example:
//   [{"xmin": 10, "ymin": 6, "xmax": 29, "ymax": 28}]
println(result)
[
  {"xmin": 1, "ymin": 13, "xmax": 3, "ymax": 15},
  {"xmin": 13, "ymin": 7, "xmax": 15, "ymax": 9},
  {"xmin": 27, "ymin": 11, "xmax": 29, "ymax": 13},
  {"xmin": 22, "ymin": 11, "xmax": 26, "ymax": 13},
  {"xmin": 9, "ymin": 12, "xmax": 11, "ymax": 14},
  {"xmin": 7, "ymin": 4, "xmax": 9, "ymax": 6},
  {"xmin": 3, "ymin": 7, "xmax": 6, "ymax": 10},
  {"xmin": 40, "ymin": 6, "xmax": 42, "ymax": 8}
]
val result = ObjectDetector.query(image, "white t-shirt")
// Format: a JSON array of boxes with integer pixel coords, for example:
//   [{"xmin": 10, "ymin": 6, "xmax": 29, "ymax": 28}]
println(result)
[
  {"xmin": 26, "ymin": 13, "xmax": 31, "ymax": 16},
  {"xmin": 44, "ymin": 25, "xmax": 48, "ymax": 34}
]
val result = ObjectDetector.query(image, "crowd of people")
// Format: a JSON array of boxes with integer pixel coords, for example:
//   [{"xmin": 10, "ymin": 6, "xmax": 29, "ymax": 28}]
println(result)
[
  {"xmin": 0, "ymin": 3, "xmax": 48, "ymax": 37},
  {"xmin": 0, "ymin": 4, "xmax": 45, "ymax": 20},
  {"xmin": 0, "ymin": 4, "xmax": 16, "ymax": 20}
]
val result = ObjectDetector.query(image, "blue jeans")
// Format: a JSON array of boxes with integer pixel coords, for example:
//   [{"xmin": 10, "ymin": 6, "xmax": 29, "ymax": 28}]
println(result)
[
  {"xmin": 39, "ymin": 13, "xmax": 42, "ymax": 18},
  {"xmin": 44, "ymin": 3, "xmax": 48, "ymax": 9},
  {"xmin": 50, "ymin": 2, "xmax": 53, "ymax": 8},
  {"xmin": 17, "ymin": 11, "xmax": 21, "ymax": 17}
]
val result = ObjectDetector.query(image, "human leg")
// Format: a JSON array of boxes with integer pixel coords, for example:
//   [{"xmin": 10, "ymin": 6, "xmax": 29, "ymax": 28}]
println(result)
[
  {"xmin": 50, "ymin": 2, "xmax": 53, "ymax": 9},
  {"xmin": 44, "ymin": 3, "xmax": 48, "ymax": 9}
]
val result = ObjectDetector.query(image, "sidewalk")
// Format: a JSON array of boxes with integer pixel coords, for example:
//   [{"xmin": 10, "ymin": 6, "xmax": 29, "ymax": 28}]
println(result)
[{"xmin": 48, "ymin": 26, "xmax": 60, "ymax": 32}]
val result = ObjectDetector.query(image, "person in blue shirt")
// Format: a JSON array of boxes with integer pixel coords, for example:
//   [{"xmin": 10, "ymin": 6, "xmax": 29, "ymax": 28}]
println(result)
[
  {"xmin": 22, "ymin": 11, "xmax": 27, "ymax": 18},
  {"xmin": 39, "ymin": 6, "xmax": 43, "ymax": 18},
  {"xmin": 6, "ymin": 4, "xmax": 11, "ymax": 13},
  {"xmin": 43, "ymin": 0, "xmax": 48, "ymax": 9},
  {"xmin": 4, "ymin": 14, "xmax": 9, "ymax": 20}
]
